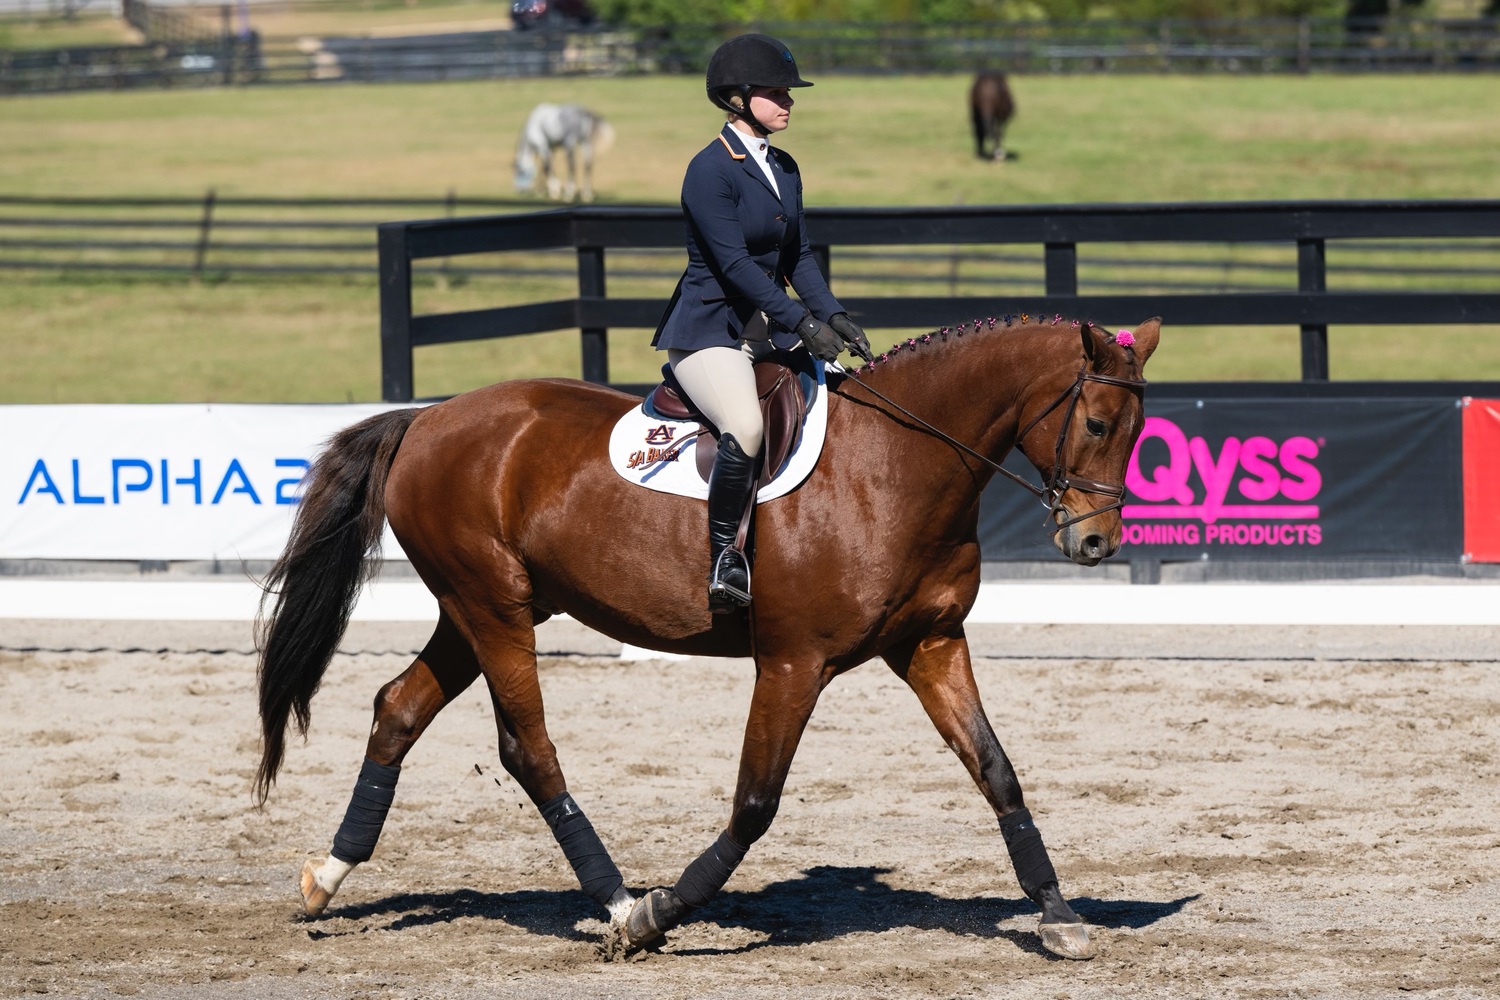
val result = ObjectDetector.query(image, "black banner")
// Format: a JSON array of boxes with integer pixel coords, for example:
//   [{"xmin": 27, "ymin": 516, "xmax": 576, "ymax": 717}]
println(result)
[{"xmin": 979, "ymin": 396, "xmax": 1463, "ymax": 562}]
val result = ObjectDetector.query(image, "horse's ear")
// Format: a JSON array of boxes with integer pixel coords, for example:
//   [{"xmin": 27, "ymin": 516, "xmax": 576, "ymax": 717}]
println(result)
[
  {"xmin": 1079, "ymin": 321, "xmax": 1109, "ymax": 366},
  {"xmin": 1128, "ymin": 317, "xmax": 1162, "ymax": 366}
]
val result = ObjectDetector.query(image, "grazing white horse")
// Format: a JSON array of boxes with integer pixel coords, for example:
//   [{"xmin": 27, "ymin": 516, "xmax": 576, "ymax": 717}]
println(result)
[{"xmin": 513, "ymin": 102, "xmax": 615, "ymax": 203}]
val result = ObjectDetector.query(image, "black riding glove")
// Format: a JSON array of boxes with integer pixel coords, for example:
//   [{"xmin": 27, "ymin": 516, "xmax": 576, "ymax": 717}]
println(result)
[
  {"xmin": 795, "ymin": 313, "xmax": 844, "ymax": 363},
  {"xmin": 829, "ymin": 312, "xmax": 874, "ymax": 363}
]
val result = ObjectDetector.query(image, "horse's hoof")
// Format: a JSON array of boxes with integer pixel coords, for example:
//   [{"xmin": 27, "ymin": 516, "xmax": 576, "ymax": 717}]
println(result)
[
  {"xmin": 622, "ymin": 887, "xmax": 687, "ymax": 953},
  {"xmin": 1038, "ymin": 919, "xmax": 1094, "ymax": 960},
  {"xmin": 299, "ymin": 859, "xmax": 332, "ymax": 917}
]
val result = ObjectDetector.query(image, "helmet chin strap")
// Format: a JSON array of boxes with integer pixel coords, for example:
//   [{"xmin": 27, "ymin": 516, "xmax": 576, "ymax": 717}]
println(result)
[{"xmin": 727, "ymin": 85, "xmax": 771, "ymax": 137}]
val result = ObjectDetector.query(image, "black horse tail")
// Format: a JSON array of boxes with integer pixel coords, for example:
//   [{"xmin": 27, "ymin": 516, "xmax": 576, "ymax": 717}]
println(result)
[{"xmin": 253, "ymin": 407, "xmax": 418, "ymax": 804}]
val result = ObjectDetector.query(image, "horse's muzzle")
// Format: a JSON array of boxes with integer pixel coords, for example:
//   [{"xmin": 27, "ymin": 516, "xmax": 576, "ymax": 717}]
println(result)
[{"xmin": 1052, "ymin": 507, "xmax": 1121, "ymax": 566}]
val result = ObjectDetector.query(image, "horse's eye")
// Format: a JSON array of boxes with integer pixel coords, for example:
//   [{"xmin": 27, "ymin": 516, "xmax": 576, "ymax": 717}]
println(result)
[{"xmin": 1085, "ymin": 418, "xmax": 1107, "ymax": 437}]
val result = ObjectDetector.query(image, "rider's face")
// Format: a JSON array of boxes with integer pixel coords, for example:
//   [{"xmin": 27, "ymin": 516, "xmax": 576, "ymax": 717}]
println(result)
[{"xmin": 748, "ymin": 87, "xmax": 794, "ymax": 133}]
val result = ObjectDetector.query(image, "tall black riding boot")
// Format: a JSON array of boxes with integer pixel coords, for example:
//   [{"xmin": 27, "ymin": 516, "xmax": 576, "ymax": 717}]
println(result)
[{"xmin": 706, "ymin": 432, "xmax": 756, "ymax": 613}]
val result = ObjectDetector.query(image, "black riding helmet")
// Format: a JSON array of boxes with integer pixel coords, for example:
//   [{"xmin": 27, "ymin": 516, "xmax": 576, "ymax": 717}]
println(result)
[{"xmin": 706, "ymin": 33, "xmax": 812, "ymax": 136}]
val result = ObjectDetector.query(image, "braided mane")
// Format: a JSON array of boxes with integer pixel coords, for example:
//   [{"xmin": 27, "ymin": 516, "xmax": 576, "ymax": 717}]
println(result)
[
  {"xmin": 849, "ymin": 313, "xmax": 1082, "ymax": 373},
  {"xmin": 849, "ymin": 312, "xmax": 1140, "ymax": 381}
]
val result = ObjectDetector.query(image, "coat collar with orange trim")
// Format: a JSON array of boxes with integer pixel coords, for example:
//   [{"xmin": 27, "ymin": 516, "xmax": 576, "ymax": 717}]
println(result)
[{"xmin": 716, "ymin": 125, "xmax": 795, "ymax": 215}]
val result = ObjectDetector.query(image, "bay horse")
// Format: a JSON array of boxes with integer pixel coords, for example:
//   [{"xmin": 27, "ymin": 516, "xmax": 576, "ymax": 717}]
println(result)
[
  {"xmin": 255, "ymin": 314, "xmax": 1161, "ymax": 961},
  {"xmin": 970, "ymin": 71, "xmax": 1016, "ymax": 161}
]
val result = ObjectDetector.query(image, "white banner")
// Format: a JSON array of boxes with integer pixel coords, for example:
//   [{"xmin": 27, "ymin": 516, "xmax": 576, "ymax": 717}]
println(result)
[{"xmin": 0, "ymin": 404, "xmax": 412, "ymax": 561}]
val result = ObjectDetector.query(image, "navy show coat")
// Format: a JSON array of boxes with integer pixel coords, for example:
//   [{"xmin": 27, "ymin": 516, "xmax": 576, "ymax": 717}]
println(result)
[{"xmin": 652, "ymin": 125, "xmax": 844, "ymax": 352}]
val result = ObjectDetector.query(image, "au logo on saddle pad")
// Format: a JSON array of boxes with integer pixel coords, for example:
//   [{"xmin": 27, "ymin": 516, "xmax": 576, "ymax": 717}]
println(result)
[
  {"xmin": 644, "ymin": 424, "xmax": 676, "ymax": 446},
  {"xmin": 607, "ymin": 363, "xmax": 829, "ymax": 502},
  {"xmin": 623, "ymin": 424, "xmax": 684, "ymax": 471}
]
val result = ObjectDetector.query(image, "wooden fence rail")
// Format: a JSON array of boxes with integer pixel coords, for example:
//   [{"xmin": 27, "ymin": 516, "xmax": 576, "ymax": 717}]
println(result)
[{"xmin": 375, "ymin": 200, "xmax": 1500, "ymax": 401}]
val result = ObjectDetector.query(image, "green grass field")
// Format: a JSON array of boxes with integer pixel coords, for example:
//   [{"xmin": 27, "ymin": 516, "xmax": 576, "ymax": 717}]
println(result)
[{"xmin": 2, "ymin": 72, "xmax": 1498, "ymax": 402}]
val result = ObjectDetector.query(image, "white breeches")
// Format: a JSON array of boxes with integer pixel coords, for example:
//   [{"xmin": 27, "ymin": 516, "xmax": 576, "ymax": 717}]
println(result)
[{"xmin": 668, "ymin": 334, "xmax": 779, "ymax": 457}]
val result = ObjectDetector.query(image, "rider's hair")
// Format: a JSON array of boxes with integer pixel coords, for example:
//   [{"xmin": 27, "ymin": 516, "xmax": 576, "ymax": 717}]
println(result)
[{"xmin": 722, "ymin": 91, "xmax": 745, "ymax": 121}]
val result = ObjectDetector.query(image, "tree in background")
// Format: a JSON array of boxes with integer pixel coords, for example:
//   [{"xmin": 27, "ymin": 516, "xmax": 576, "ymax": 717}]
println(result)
[
  {"xmin": 594, "ymin": 0, "xmax": 1500, "ymax": 47},
  {"xmin": 595, "ymin": 0, "xmax": 1368, "ymax": 23},
  {"xmin": 1103, "ymin": 0, "xmax": 1345, "ymax": 15},
  {"xmin": 593, "ymin": 0, "xmax": 723, "ymax": 28},
  {"xmin": 1342, "ymin": 0, "xmax": 1430, "ymax": 46}
]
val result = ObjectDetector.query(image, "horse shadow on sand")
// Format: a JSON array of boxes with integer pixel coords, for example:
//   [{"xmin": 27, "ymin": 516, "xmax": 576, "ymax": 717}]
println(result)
[{"xmin": 308, "ymin": 865, "xmax": 1197, "ymax": 959}]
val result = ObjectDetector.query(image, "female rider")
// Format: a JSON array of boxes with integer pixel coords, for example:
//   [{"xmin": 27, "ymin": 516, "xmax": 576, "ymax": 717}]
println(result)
[{"xmin": 652, "ymin": 32, "xmax": 873, "ymax": 613}]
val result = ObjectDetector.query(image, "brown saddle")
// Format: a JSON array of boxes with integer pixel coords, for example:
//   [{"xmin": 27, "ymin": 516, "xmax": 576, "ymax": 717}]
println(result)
[{"xmin": 646, "ymin": 355, "xmax": 813, "ymax": 485}]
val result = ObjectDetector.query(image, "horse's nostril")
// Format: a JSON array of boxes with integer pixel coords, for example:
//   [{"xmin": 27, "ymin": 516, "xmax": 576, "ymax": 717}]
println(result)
[{"xmin": 1084, "ymin": 534, "xmax": 1105, "ymax": 556}]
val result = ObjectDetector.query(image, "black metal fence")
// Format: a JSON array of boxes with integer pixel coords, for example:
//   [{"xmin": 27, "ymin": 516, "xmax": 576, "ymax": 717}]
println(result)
[
  {"xmin": 376, "ymin": 200, "xmax": 1500, "ymax": 402},
  {"xmin": 13, "ymin": 193, "xmax": 1497, "ymax": 295},
  {"xmin": 5, "ymin": 13, "xmax": 1500, "ymax": 94},
  {"xmin": 694, "ymin": 17, "xmax": 1500, "ymax": 75},
  {"xmin": 0, "ymin": 193, "xmax": 536, "ymax": 277}
]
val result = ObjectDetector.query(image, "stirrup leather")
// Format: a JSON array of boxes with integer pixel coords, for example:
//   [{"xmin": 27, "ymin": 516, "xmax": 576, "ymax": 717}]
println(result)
[{"xmin": 708, "ymin": 546, "xmax": 751, "ymax": 610}]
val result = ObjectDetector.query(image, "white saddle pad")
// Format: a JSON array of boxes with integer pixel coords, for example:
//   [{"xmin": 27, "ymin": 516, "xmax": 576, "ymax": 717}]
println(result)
[{"xmin": 607, "ymin": 363, "xmax": 829, "ymax": 502}]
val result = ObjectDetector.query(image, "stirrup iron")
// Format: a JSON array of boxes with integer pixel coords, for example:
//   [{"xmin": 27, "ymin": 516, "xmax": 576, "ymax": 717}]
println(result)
[{"xmin": 708, "ymin": 547, "xmax": 751, "ymax": 611}]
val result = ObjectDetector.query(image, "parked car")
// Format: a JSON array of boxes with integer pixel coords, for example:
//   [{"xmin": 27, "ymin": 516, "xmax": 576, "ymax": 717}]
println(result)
[{"xmin": 511, "ymin": 0, "xmax": 596, "ymax": 30}]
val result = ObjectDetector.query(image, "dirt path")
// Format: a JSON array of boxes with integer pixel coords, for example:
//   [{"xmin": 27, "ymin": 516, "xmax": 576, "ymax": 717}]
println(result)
[{"xmin": 2, "ymin": 619, "xmax": 1498, "ymax": 999}]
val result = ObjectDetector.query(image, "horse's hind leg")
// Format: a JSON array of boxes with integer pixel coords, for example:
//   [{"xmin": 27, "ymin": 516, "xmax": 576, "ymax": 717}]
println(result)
[
  {"xmin": 622, "ymin": 654, "xmax": 828, "ymax": 951},
  {"xmin": 463, "ymin": 600, "xmax": 635, "ymax": 929},
  {"xmin": 579, "ymin": 143, "xmax": 595, "ymax": 203},
  {"xmin": 884, "ymin": 631, "xmax": 1092, "ymax": 960},
  {"xmin": 299, "ymin": 613, "xmax": 479, "ymax": 916}
]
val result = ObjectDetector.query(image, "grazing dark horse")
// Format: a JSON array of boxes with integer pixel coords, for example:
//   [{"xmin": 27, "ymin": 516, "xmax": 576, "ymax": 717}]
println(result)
[
  {"xmin": 255, "ymin": 314, "xmax": 1161, "ymax": 961},
  {"xmin": 970, "ymin": 71, "xmax": 1016, "ymax": 161}
]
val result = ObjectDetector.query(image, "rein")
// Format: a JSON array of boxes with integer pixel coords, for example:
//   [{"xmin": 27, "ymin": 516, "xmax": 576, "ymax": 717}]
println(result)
[{"xmin": 836, "ymin": 362, "xmax": 1147, "ymax": 534}]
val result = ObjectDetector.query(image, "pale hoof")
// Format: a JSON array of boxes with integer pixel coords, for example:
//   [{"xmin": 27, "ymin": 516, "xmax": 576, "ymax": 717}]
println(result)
[
  {"xmin": 594, "ymin": 887, "xmax": 639, "ymax": 961},
  {"xmin": 299, "ymin": 859, "xmax": 333, "ymax": 917},
  {"xmin": 1039, "ymin": 919, "xmax": 1094, "ymax": 960}
]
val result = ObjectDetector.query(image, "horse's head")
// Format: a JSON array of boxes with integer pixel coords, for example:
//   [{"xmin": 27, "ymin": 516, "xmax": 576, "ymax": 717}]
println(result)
[
  {"xmin": 1013, "ymin": 317, "xmax": 1160, "ymax": 566},
  {"xmin": 513, "ymin": 150, "xmax": 537, "ymax": 194}
]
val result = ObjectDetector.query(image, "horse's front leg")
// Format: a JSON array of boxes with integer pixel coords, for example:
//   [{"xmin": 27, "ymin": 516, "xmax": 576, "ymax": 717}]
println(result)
[
  {"xmin": 885, "ymin": 630, "xmax": 1093, "ymax": 960},
  {"xmin": 620, "ymin": 655, "xmax": 828, "ymax": 953},
  {"xmin": 561, "ymin": 146, "xmax": 578, "ymax": 202},
  {"xmin": 300, "ymin": 614, "xmax": 479, "ymax": 916},
  {"xmin": 543, "ymin": 151, "xmax": 562, "ymax": 200}
]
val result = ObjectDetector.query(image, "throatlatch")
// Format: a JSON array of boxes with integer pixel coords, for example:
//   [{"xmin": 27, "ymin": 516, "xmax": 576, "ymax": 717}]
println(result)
[
  {"xmin": 330, "ymin": 758, "xmax": 401, "ymax": 864},
  {"xmin": 999, "ymin": 807, "xmax": 1060, "ymax": 903},
  {"xmin": 540, "ymin": 791, "xmax": 626, "ymax": 908}
]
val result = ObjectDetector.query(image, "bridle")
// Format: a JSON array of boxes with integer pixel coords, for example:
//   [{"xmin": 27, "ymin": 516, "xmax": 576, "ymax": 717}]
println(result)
[{"xmin": 838, "ymin": 362, "xmax": 1147, "ymax": 535}]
